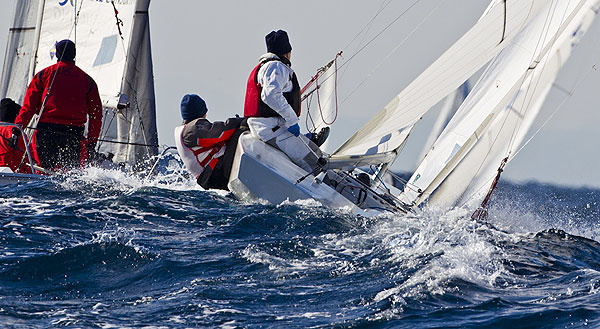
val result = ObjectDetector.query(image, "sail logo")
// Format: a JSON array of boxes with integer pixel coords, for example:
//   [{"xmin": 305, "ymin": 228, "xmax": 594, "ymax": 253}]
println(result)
[
  {"xmin": 49, "ymin": 42, "xmax": 57, "ymax": 60},
  {"xmin": 58, "ymin": 0, "xmax": 74, "ymax": 6},
  {"xmin": 571, "ymin": 24, "xmax": 585, "ymax": 49}
]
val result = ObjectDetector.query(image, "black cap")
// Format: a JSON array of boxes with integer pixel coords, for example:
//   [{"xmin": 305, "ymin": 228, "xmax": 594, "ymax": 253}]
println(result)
[
  {"xmin": 0, "ymin": 98, "xmax": 20, "ymax": 123},
  {"xmin": 180, "ymin": 94, "xmax": 208, "ymax": 123},
  {"xmin": 56, "ymin": 39, "xmax": 76, "ymax": 62},
  {"xmin": 265, "ymin": 30, "xmax": 292, "ymax": 56}
]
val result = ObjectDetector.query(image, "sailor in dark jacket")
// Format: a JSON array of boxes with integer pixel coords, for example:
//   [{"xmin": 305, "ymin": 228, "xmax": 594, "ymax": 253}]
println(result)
[{"xmin": 174, "ymin": 94, "xmax": 243, "ymax": 190}]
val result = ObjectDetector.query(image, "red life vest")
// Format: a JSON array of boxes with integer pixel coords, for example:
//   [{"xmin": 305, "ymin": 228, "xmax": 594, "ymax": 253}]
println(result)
[{"xmin": 244, "ymin": 58, "xmax": 301, "ymax": 118}]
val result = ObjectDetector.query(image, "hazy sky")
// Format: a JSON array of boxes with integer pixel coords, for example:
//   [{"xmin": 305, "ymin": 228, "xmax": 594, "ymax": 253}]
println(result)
[{"xmin": 1, "ymin": 1, "xmax": 599, "ymax": 188}]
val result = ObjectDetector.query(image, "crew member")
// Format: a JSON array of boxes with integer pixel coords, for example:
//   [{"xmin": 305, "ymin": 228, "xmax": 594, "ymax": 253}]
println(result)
[
  {"xmin": 15, "ymin": 39, "xmax": 102, "ymax": 170},
  {"xmin": 243, "ymin": 30, "xmax": 324, "ymax": 173},
  {"xmin": 174, "ymin": 94, "xmax": 244, "ymax": 190},
  {"xmin": 0, "ymin": 98, "xmax": 31, "ymax": 173}
]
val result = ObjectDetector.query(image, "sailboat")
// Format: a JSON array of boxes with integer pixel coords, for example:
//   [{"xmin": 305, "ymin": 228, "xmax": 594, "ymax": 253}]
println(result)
[
  {"xmin": 0, "ymin": 0, "xmax": 157, "ymax": 185},
  {"xmin": 227, "ymin": 0, "xmax": 600, "ymax": 216}
]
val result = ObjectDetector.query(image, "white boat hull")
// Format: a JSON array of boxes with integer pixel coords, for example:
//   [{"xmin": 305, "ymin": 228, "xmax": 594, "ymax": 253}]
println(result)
[
  {"xmin": 0, "ymin": 168, "xmax": 44, "ymax": 187},
  {"xmin": 228, "ymin": 133, "xmax": 405, "ymax": 216}
]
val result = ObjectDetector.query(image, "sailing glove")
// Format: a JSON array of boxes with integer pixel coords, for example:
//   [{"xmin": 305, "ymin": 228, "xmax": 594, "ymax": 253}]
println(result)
[
  {"xmin": 287, "ymin": 123, "xmax": 300, "ymax": 137},
  {"xmin": 7, "ymin": 127, "xmax": 20, "ymax": 150}
]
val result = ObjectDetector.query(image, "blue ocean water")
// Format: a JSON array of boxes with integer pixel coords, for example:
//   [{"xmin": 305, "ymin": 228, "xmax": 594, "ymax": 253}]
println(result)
[{"xmin": 1, "ymin": 161, "xmax": 599, "ymax": 328}]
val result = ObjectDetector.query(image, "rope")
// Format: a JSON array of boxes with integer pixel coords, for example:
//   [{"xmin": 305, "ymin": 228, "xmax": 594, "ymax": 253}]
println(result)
[
  {"xmin": 513, "ymin": 63, "xmax": 597, "ymax": 159},
  {"xmin": 338, "ymin": 0, "xmax": 394, "ymax": 81},
  {"xmin": 337, "ymin": 0, "xmax": 424, "ymax": 72},
  {"xmin": 471, "ymin": 156, "xmax": 508, "ymax": 220},
  {"xmin": 302, "ymin": 53, "xmax": 342, "ymax": 132},
  {"xmin": 20, "ymin": 125, "xmax": 160, "ymax": 148},
  {"xmin": 112, "ymin": 1, "xmax": 124, "ymax": 40},
  {"xmin": 341, "ymin": 0, "xmax": 445, "ymax": 105}
]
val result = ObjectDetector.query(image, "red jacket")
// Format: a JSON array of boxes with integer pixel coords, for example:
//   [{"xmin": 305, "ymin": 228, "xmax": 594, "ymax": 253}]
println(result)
[
  {"xmin": 0, "ymin": 126, "xmax": 32, "ymax": 173},
  {"xmin": 15, "ymin": 61, "xmax": 103, "ymax": 145}
]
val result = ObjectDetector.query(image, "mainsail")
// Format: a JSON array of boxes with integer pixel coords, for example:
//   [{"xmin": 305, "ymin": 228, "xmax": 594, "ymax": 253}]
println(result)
[
  {"xmin": 334, "ymin": 0, "xmax": 552, "ymax": 158},
  {"xmin": 400, "ymin": 0, "xmax": 600, "ymax": 209},
  {"xmin": 0, "ymin": 0, "xmax": 42, "ymax": 104},
  {"xmin": 0, "ymin": 0, "xmax": 157, "ymax": 166}
]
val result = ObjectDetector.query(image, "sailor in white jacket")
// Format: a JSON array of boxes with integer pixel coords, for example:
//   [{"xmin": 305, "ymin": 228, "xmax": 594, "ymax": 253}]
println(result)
[{"xmin": 244, "ymin": 30, "xmax": 322, "ymax": 173}]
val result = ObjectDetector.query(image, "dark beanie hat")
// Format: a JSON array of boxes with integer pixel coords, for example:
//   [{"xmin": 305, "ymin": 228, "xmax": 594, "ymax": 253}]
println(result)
[
  {"xmin": 265, "ymin": 30, "xmax": 292, "ymax": 56},
  {"xmin": 180, "ymin": 94, "xmax": 208, "ymax": 122},
  {"xmin": 0, "ymin": 98, "xmax": 21, "ymax": 123},
  {"xmin": 56, "ymin": 39, "xmax": 76, "ymax": 62}
]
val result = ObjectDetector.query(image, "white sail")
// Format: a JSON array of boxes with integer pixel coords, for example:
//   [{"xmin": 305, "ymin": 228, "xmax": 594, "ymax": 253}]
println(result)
[
  {"xmin": 109, "ymin": 0, "xmax": 158, "ymax": 164},
  {"xmin": 400, "ymin": 0, "xmax": 600, "ymax": 208},
  {"xmin": 0, "ymin": 0, "xmax": 158, "ymax": 165},
  {"xmin": 417, "ymin": 81, "xmax": 471, "ymax": 164},
  {"xmin": 334, "ymin": 0, "xmax": 552, "ymax": 158},
  {"xmin": 0, "ymin": 0, "xmax": 42, "ymax": 103},
  {"xmin": 302, "ymin": 54, "xmax": 341, "ymax": 153}
]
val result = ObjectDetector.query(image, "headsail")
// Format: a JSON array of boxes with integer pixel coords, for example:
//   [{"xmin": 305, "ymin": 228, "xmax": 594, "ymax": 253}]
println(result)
[
  {"xmin": 302, "ymin": 53, "xmax": 342, "ymax": 153},
  {"xmin": 400, "ymin": 0, "xmax": 600, "ymax": 209},
  {"xmin": 107, "ymin": 0, "xmax": 158, "ymax": 164},
  {"xmin": 334, "ymin": 0, "xmax": 552, "ymax": 158},
  {"xmin": 0, "ymin": 0, "xmax": 158, "ymax": 166},
  {"xmin": 417, "ymin": 81, "xmax": 471, "ymax": 164}
]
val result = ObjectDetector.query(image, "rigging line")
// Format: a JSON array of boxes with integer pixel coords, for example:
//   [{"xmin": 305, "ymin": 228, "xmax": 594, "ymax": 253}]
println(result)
[
  {"xmin": 512, "ymin": 62, "xmax": 596, "ymax": 160},
  {"xmin": 338, "ymin": 0, "xmax": 394, "ymax": 80},
  {"xmin": 314, "ymin": 59, "xmax": 340, "ymax": 126},
  {"xmin": 337, "ymin": 0, "xmax": 425, "ymax": 73},
  {"xmin": 506, "ymin": 0, "xmax": 567, "ymax": 151},
  {"xmin": 129, "ymin": 93, "xmax": 154, "ymax": 158},
  {"xmin": 96, "ymin": 138, "xmax": 159, "ymax": 148},
  {"xmin": 341, "ymin": 0, "xmax": 445, "ymax": 105},
  {"xmin": 340, "ymin": 0, "xmax": 394, "ymax": 52},
  {"xmin": 304, "ymin": 93, "xmax": 317, "ymax": 130},
  {"xmin": 97, "ymin": 109, "xmax": 117, "ymax": 149}
]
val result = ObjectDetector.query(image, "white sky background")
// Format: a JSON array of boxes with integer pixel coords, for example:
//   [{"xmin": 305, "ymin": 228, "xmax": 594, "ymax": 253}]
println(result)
[{"xmin": 1, "ymin": 0, "xmax": 599, "ymax": 188}]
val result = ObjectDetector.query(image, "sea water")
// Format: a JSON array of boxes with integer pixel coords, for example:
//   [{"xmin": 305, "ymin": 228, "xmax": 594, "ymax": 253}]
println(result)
[{"xmin": 1, "ymin": 158, "xmax": 599, "ymax": 328}]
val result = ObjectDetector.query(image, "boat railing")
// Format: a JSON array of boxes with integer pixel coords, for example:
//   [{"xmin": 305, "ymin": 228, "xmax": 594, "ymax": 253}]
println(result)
[{"xmin": 0, "ymin": 122, "xmax": 36, "ymax": 174}]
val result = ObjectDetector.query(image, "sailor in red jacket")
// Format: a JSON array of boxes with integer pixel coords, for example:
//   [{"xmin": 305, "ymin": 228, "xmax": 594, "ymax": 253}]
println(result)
[{"xmin": 15, "ymin": 39, "xmax": 102, "ymax": 170}]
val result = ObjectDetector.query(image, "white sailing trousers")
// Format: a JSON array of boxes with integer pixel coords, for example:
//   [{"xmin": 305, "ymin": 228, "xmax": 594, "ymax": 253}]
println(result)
[{"xmin": 247, "ymin": 117, "xmax": 321, "ymax": 173}]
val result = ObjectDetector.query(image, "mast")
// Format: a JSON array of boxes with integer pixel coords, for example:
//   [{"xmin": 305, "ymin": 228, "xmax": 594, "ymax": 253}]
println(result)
[
  {"xmin": 114, "ymin": 0, "xmax": 158, "ymax": 165},
  {"xmin": 28, "ymin": 0, "xmax": 45, "ymax": 83}
]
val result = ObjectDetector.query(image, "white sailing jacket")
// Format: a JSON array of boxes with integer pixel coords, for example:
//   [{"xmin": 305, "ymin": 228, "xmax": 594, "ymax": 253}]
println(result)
[{"xmin": 256, "ymin": 53, "xmax": 299, "ymax": 127}]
